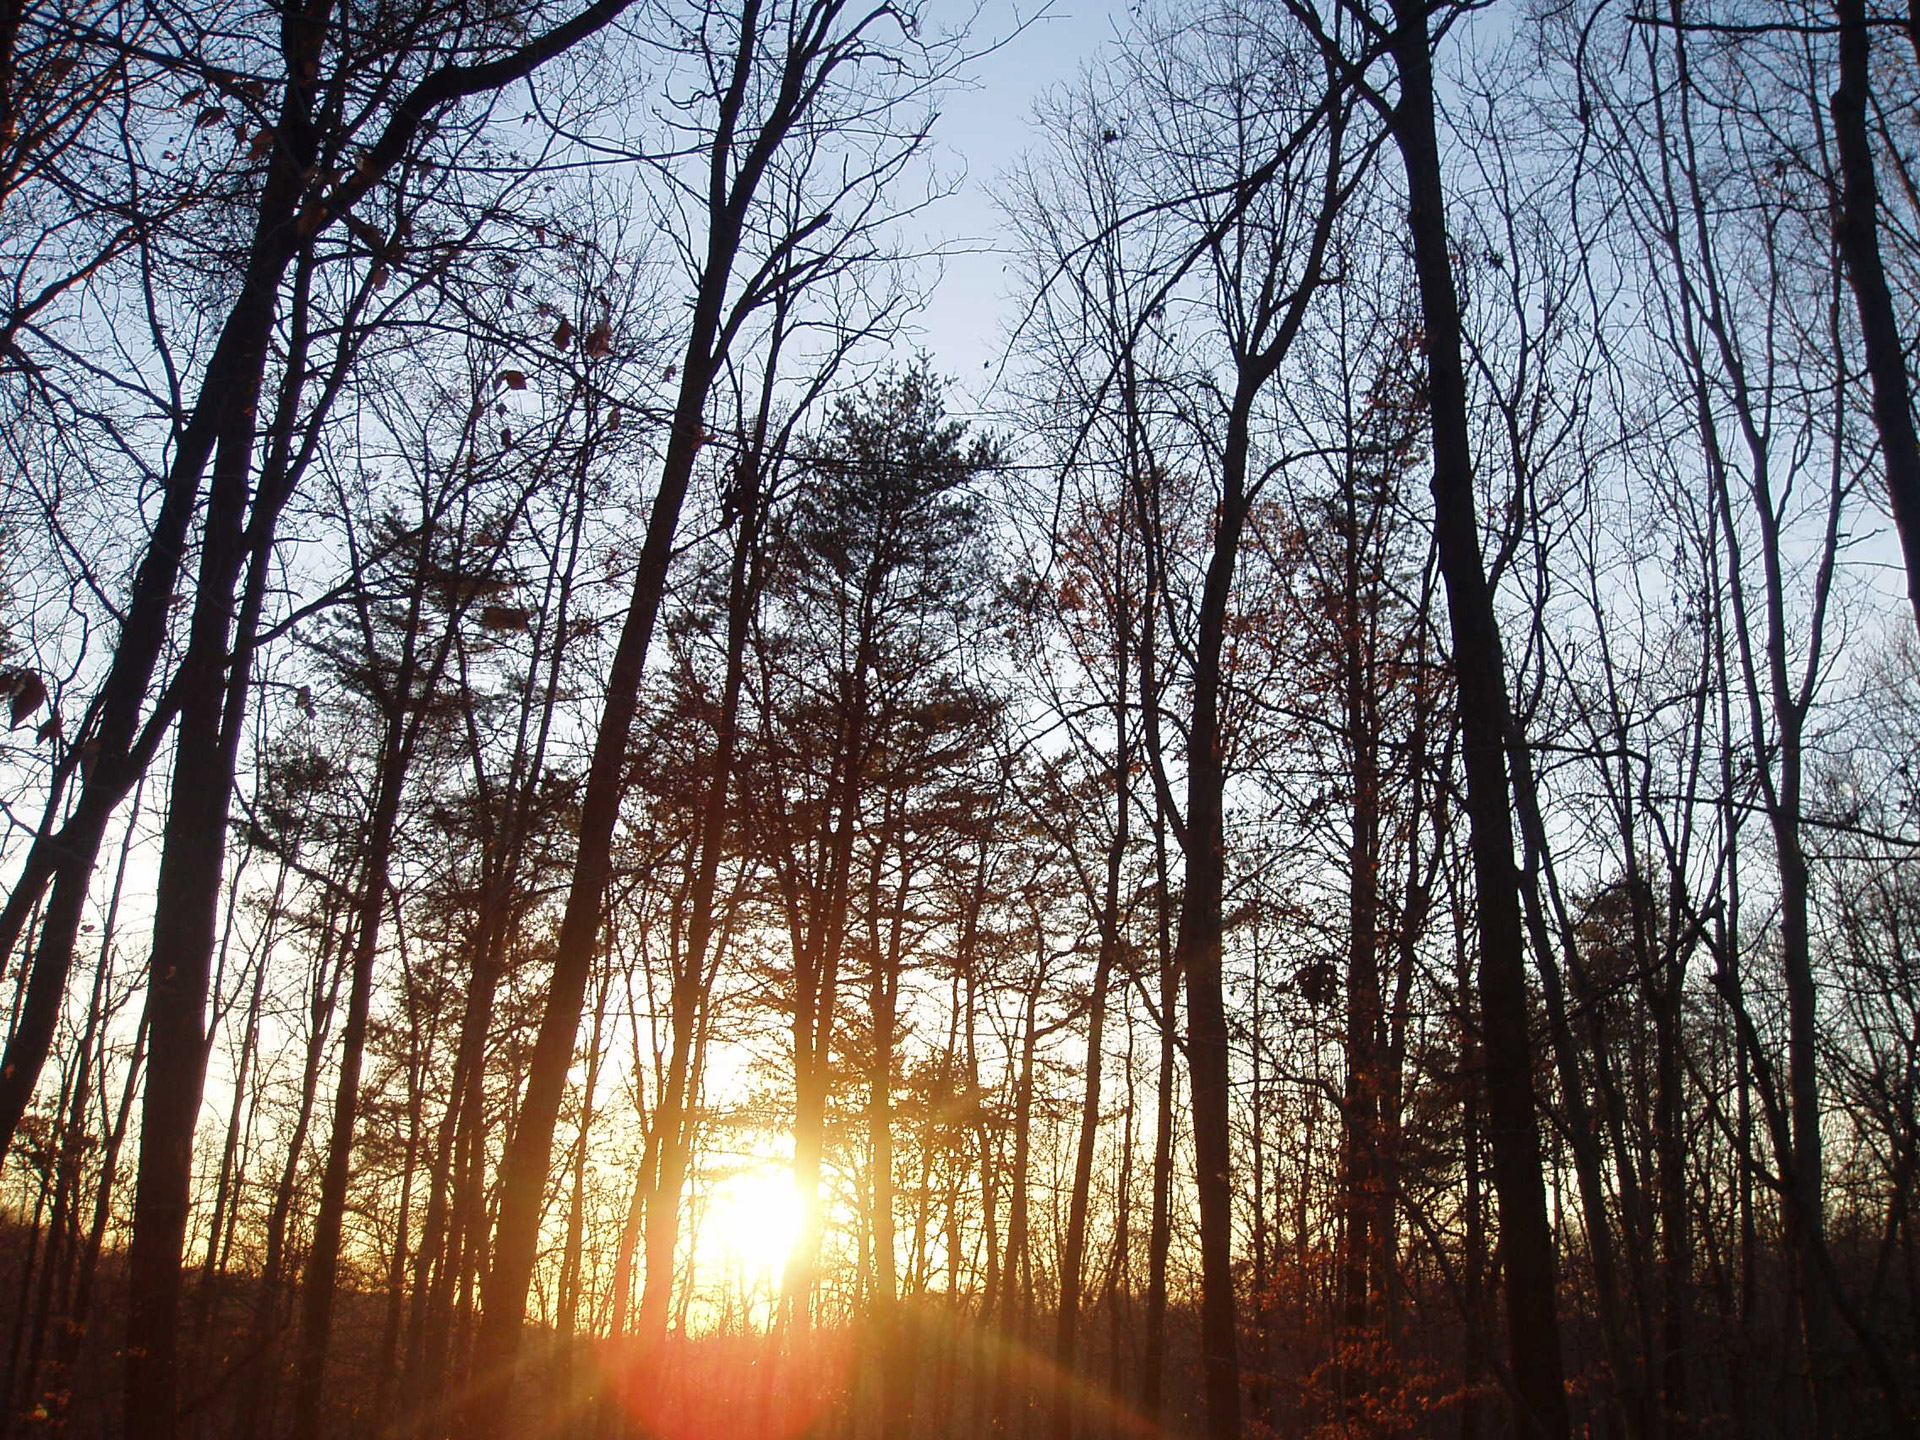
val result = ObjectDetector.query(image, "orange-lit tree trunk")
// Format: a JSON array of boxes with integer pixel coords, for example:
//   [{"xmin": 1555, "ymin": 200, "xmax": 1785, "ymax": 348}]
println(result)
[
  {"xmin": 1141, "ymin": 792, "xmax": 1178, "ymax": 1426},
  {"xmin": 550, "ymin": 969, "xmax": 610, "ymax": 1417}
]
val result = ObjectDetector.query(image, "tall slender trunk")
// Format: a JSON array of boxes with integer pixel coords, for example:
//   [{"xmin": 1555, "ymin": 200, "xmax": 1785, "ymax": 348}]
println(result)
[
  {"xmin": 237, "ymin": 888, "xmax": 350, "ymax": 1440},
  {"xmin": 1509, "ymin": 743, "xmax": 1639, "ymax": 1437},
  {"xmin": 373, "ymin": 1031, "xmax": 425, "ymax": 1430},
  {"xmin": 1831, "ymin": 0, "xmax": 1920, "ymax": 639},
  {"xmin": 404, "ymin": 928, "xmax": 503, "ymax": 1417},
  {"xmin": 1771, "ymin": 721, "xmax": 1836, "ymax": 1426},
  {"xmin": 198, "ymin": 912, "xmax": 274, "ymax": 1321},
  {"xmin": 552, "ymin": 975, "xmax": 608, "ymax": 1421},
  {"xmin": 470, "ymin": 5, "xmax": 832, "ymax": 1407},
  {"xmin": 1647, "ymin": 882, "xmax": 1691, "ymax": 1436},
  {"xmin": 961, "ymin": 904, "xmax": 1001, "ymax": 1433},
  {"xmin": 1174, "ymin": 388, "xmax": 1255, "ymax": 1440},
  {"xmin": 1108, "ymin": 1023, "xmax": 1136, "ymax": 1412},
  {"xmin": 6, "ymin": 1119, "xmax": 53, "ymax": 1411},
  {"xmin": 1337, "ymin": 483, "xmax": 1384, "ymax": 1405},
  {"xmin": 288, "ymin": 749, "xmax": 408, "ymax": 1440},
  {"xmin": 471, "ymin": 352, "xmax": 711, "ymax": 1418},
  {"xmin": 634, "ymin": 457, "xmax": 763, "ymax": 1353},
  {"xmin": 1141, "ymin": 795, "xmax": 1176, "ymax": 1426},
  {"xmin": 606, "ymin": 1136, "xmax": 648, "ymax": 1344},
  {"xmin": 997, "ymin": 963, "xmax": 1041, "ymax": 1437},
  {"xmin": 1457, "ymin": 884, "xmax": 1486, "ymax": 1440},
  {"xmin": 35, "ymin": 777, "xmax": 143, "ymax": 1434},
  {"xmin": 1714, "ymin": 589, "xmax": 1759, "ymax": 1429},
  {"xmin": 50, "ymin": 1006, "xmax": 146, "ymax": 1435},
  {"xmin": 867, "ymin": 880, "xmax": 906, "ymax": 1437},
  {"xmin": 122, "ymin": 13, "xmax": 341, "ymax": 1416},
  {"xmin": 14, "ymin": 938, "xmax": 105, "ymax": 1424},
  {"xmin": 1054, "ymin": 659, "xmax": 1127, "ymax": 1440},
  {"xmin": 1159, "ymin": 97, "xmax": 1343, "ymax": 1435},
  {"xmin": 125, "ymin": 399, "xmax": 278, "ymax": 1440},
  {"xmin": 293, "ymin": 516, "xmax": 479, "ymax": 1440},
  {"xmin": 1387, "ymin": 5, "xmax": 1568, "ymax": 1434},
  {"xmin": 409, "ymin": 375, "xmax": 593, "ymax": 1427},
  {"xmin": 782, "ymin": 702, "xmax": 865, "ymax": 1336}
]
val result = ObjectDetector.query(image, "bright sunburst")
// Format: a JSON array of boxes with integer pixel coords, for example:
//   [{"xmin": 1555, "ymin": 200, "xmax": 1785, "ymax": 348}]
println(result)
[{"xmin": 701, "ymin": 1165, "xmax": 805, "ymax": 1286}]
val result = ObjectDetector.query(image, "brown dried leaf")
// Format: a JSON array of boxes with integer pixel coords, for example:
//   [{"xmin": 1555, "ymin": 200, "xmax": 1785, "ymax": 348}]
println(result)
[
  {"xmin": 2, "ymin": 669, "xmax": 47, "ymax": 729},
  {"xmin": 480, "ymin": 605, "xmax": 533, "ymax": 633}
]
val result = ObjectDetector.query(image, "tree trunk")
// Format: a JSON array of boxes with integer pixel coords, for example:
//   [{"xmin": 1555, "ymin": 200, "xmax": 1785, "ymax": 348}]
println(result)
[
  {"xmin": 124, "ymin": 397, "xmax": 278, "ymax": 1440},
  {"xmin": 1387, "ymin": 4, "xmax": 1569, "ymax": 1434},
  {"xmin": 1337, "ymin": 478, "xmax": 1385, "ymax": 1409},
  {"xmin": 1173, "ymin": 387, "xmax": 1255, "ymax": 1440},
  {"xmin": 1053, "ymin": 685, "xmax": 1125, "ymax": 1440},
  {"xmin": 50, "ymin": 1006, "xmax": 146, "ymax": 1435},
  {"xmin": 1141, "ymin": 796, "xmax": 1176, "ymax": 1426},
  {"xmin": 1831, "ymin": 0, "xmax": 1920, "ymax": 640},
  {"xmin": 868, "ymin": 901, "xmax": 904, "ymax": 1437},
  {"xmin": 288, "ymin": 751, "xmax": 408, "ymax": 1440},
  {"xmin": 237, "ymin": 887, "xmax": 350, "ymax": 1440},
  {"xmin": 470, "ymin": 0, "xmax": 837, "ymax": 1398},
  {"xmin": 634, "ymin": 456, "xmax": 763, "ymax": 1355},
  {"xmin": 998, "ymin": 964, "xmax": 1041, "ymax": 1437}
]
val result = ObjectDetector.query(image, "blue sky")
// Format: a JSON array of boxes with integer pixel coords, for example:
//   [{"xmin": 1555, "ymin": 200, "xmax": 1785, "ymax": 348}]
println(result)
[{"xmin": 914, "ymin": 0, "xmax": 1126, "ymax": 407}]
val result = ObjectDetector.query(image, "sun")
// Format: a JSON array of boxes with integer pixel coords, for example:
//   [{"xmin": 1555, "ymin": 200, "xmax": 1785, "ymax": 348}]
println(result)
[{"xmin": 701, "ymin": 1164, "xmax": 805, "ymax": 1286}]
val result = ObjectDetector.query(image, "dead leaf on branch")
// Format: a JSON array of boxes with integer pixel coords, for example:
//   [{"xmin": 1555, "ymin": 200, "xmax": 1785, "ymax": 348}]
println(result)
[
  {"xmin": 1, "ymin": 669, "xmax": 48, "ymax": 728},
  {"xmin": 480, "ymin": 606, "xmax": 532, "ymax": 633},
  {"xmin": 346, "ymin": 215, "xmax": 385, "ymax": 252}
]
